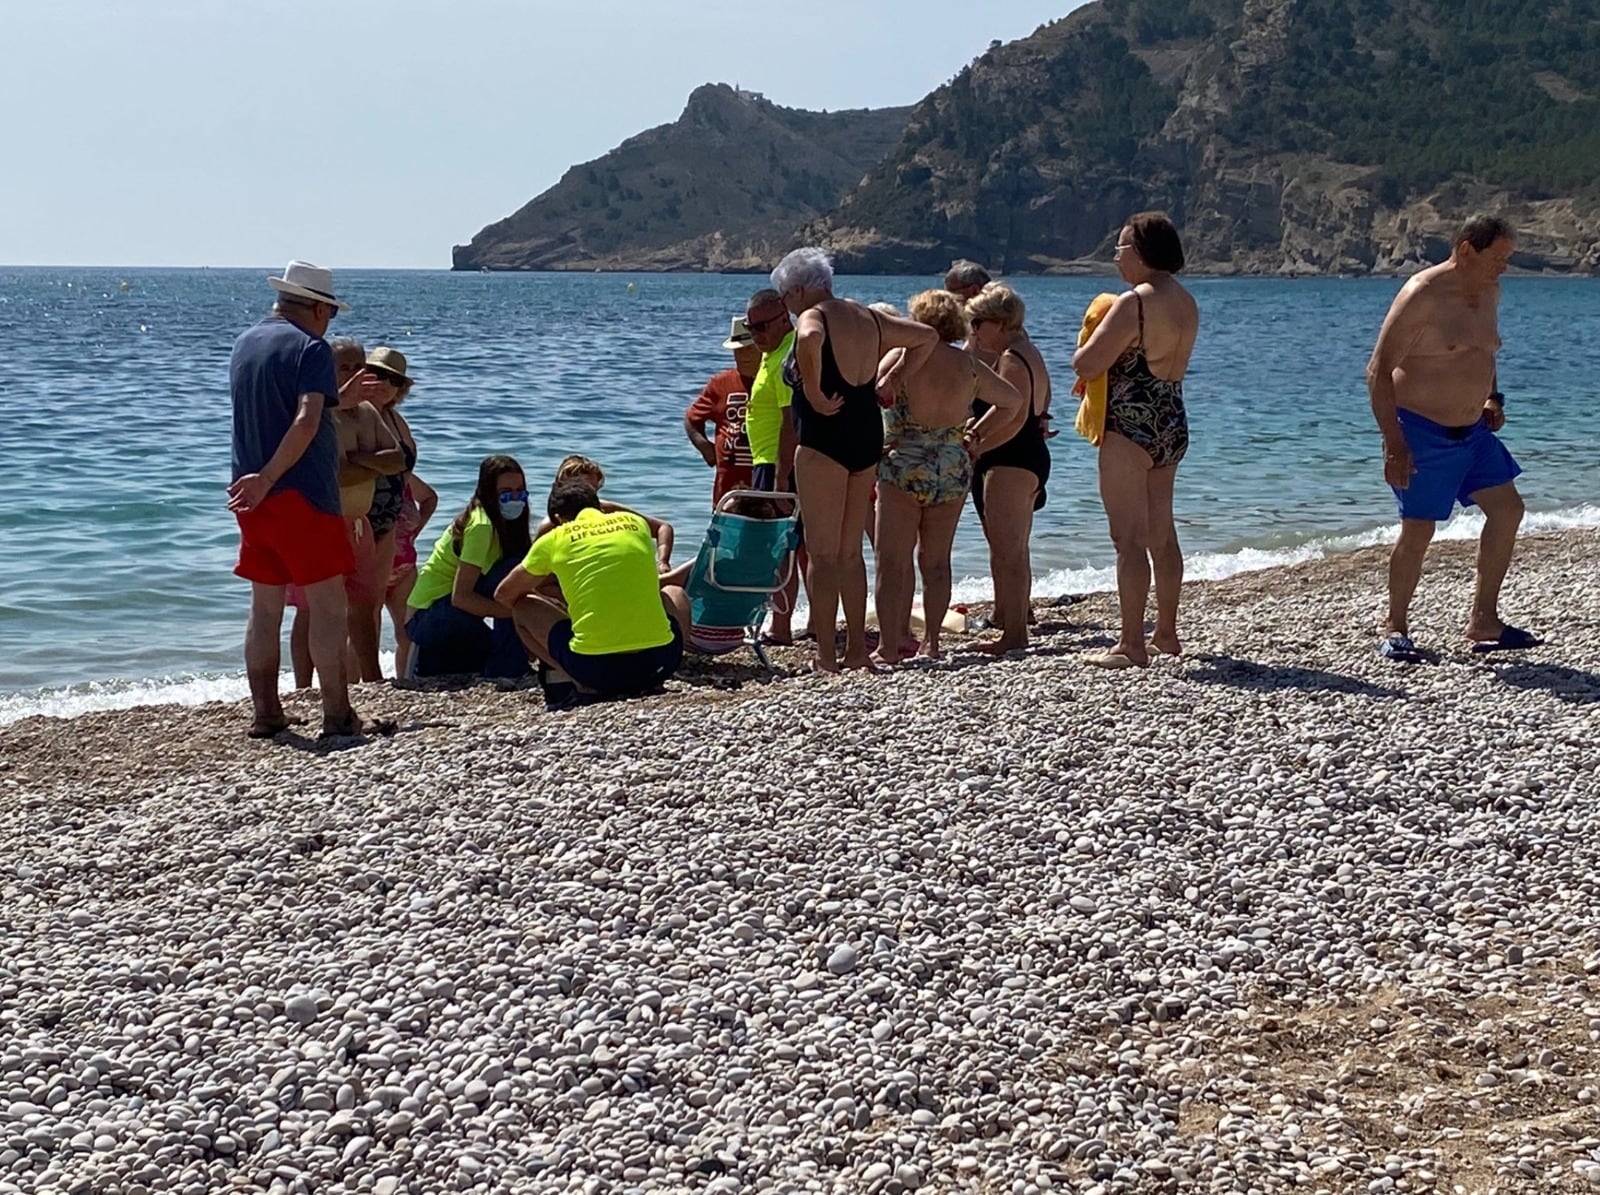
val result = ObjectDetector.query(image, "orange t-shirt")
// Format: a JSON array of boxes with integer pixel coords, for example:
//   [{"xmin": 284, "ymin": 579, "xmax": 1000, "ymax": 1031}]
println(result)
[{"xmin": 686, "ymin": 368, "xmax": 756, "ymax": 502}]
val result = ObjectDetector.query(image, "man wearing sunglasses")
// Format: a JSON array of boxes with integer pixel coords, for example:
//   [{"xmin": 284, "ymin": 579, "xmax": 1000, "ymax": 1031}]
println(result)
[
  {"xmin": 744, "ymin": 288, "xmax": 796, "ymax": 491},
  {"xmin": 743, "ymin": 287, "xmax": 806, "ymax": 642}
]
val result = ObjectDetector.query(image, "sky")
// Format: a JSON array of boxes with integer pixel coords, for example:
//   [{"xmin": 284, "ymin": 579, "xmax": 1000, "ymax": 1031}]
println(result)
[{"xmin": 1, "ymin": 1, "xmax": 1084, "ymax": 269}]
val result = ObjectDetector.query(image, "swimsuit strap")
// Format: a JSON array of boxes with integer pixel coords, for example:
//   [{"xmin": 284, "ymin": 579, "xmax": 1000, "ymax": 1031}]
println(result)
[
  {"xmin": 1134, "ymin": 291, "xmax": 1146, "ymax": 349},
  {"xmin": 1004, "ymin": 347, "xmax": 1042, "ymax": 415},
  {"xmin": 819, "ymin": 302, "xmax": 882, "ymax": 390}
]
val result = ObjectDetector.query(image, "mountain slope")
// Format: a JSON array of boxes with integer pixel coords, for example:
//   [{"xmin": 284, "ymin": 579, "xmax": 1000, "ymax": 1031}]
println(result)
[
  {"xmin": 452, "ymin": 85, "xmax": 911, "ymax": 271},
  {"xmin": 809, "ymin": 0, "xmax": 1600, "ymax": 273}
]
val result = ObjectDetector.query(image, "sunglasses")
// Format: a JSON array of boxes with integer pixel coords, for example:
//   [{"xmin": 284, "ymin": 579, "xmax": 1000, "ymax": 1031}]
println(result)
[
  {"xmin": 366, "ymin": 369, "xmax": 401, "ymax": 384},
  {"xmin": 746, "ymin": 313, "xmax": 786, "ymax": 332}
]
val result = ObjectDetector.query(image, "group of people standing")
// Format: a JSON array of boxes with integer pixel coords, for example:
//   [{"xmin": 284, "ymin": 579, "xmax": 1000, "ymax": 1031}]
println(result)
[
  {"xmin": 228, "ymin": 211, "xmax": 1535, "ymax": 736},
  {"xmin": 681, "ymin": 211, "xmax": 1203, "ymax": 673}
]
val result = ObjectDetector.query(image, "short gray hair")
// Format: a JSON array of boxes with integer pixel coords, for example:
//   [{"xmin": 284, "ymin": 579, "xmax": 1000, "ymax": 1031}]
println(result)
[
  {"xmin": 329, "ymin": 337, "xmax": 365, "ymax": 357},
  {"xmin": 945, "ymin": 259, "xmax": 991, "ymax": 290},
  {"xmin": 771, "ymin": 247, "xmax": 834, "ymax": 296}
]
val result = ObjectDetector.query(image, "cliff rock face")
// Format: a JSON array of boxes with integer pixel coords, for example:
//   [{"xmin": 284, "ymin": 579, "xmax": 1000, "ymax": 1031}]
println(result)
[
  {"xmin": 452, "ymin": 85, "xmax": 911, "ymax": 272},
  {"xmin": 809, "ymin": 0, "xmax": 1600, "ymax": 273},
  {"xmin": 456, "ymin": 2, "xmax": 1600, "ymax": 274}
]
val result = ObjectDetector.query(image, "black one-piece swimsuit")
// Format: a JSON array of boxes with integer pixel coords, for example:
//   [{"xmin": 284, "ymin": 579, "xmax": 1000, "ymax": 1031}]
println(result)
[
  {"xmin": 972, "ymin": 349, "xmax": 1051, "ymax": 522},
  {"xmin": 782, "ymin": 308, "xmax": 885, "ymax": 474}
]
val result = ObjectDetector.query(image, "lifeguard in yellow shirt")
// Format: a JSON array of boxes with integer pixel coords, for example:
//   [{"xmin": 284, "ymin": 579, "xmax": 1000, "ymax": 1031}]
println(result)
[{"xmin": 496, "ymin": 480, "xmax": 691, "ymax": 699}]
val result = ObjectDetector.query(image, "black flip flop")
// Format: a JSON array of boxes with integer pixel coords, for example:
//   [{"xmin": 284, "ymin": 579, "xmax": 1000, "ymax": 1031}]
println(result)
[{"xmin": 1471, "ymin": 625, "xmax": 1542, "ymax": 653}]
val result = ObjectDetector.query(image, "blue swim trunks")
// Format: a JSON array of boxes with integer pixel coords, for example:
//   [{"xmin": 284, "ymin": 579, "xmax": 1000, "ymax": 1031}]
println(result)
[{"xmin": 1391, "ymin": 408, "xmax": 1521, "ymax": 522}]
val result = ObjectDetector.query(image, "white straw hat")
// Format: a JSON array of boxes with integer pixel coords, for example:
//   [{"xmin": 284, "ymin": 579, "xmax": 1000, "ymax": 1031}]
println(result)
[{"xmin": 267, "ymin": 261, "xmax": 352, "ymax": 312}]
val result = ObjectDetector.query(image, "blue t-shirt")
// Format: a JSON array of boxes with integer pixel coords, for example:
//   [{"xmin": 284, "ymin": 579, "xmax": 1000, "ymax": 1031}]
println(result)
[{"xmin": 229, "ymin": 315, "xmax": 340, "ymax": 515}]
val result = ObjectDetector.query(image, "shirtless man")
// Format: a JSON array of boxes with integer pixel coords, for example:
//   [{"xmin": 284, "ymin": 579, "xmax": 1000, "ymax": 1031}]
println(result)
[
  {"xmin": 1366, "ymin": 215, "xmax": 1534, "ymax": 662},
  {"xmin": 943, "ymin": 259, "xmax": 991, "ymax": 303},
  {"xmin": 945, "ymin": 260, "xmax": 999, "ymax": 369}
]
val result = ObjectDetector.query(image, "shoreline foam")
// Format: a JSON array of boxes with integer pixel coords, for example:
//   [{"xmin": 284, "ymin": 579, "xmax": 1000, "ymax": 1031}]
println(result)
[{"xmin": 7, "ymin": 506, "xmax": 1599, "ymax": 725}]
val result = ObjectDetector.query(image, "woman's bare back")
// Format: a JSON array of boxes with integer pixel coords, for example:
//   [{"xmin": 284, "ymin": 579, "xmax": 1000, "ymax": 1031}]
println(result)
[
  {"xmin": 902, "ymin": 342, "xmax": 978, "ymax": 428},
  {"xmin": 1136, "ymin": 279, "xmax": 1200, "ymax": 382}
]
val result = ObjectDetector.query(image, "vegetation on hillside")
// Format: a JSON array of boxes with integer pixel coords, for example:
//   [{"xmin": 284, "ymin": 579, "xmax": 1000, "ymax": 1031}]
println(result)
[
  {"xmin": 814, "ymin": 0, "xmax": 1600, "ymax": 270},
  {"xmin": 454, "ymin": 86, "xmax": 909, "ymax": 269},
  {"xmin": 1217, "ymin": 0, "xmax": 1600, "ymax": 197}
]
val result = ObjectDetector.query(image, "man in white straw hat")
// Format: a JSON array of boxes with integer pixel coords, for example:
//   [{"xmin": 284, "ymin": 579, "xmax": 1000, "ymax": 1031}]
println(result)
[
  {"xmin": 227, "ymin": 260, "xmax": 390, "ymax": 739},
  {"xmin": 683, "ymin": 315, "xmax": 758, "ymax": 505}
]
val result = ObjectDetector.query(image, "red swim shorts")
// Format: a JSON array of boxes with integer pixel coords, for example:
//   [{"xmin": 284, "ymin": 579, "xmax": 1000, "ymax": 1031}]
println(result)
[
  {"xmin": 235, "ymin": 489, "xmax": 356, "ymax": 588},
  {"xmin": 283, "ymin": 516, "xmax": 385, "ymax": 608}
]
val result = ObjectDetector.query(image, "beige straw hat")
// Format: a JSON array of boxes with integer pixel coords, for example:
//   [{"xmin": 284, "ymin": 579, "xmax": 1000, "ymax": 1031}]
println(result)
[{"xmin": 721, "ymin": 317, "xmax": 755, "ymax": 350}]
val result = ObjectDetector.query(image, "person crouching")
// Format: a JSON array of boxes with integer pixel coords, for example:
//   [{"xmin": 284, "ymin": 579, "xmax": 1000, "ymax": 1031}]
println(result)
[
  {"xmin": 497, "ymin": 480, "xmax": 689, "ymax": 699},
  {"xmin": 404, "ymin": 454, "xmax": 532, "ymax": 678}
]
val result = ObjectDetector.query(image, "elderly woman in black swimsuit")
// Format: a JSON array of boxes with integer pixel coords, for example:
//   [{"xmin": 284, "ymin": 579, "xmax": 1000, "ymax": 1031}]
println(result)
[
  {"xmin": 770, "ymin": 247, "xmax": 939, "ymax": 672},
  {"xmin": 1072, "ymin": 211, "xmax": 1200, "ymax": 669},
  {"xmin": 965, "ymin": 283, "xmax": 1053, "ymax": 654}
]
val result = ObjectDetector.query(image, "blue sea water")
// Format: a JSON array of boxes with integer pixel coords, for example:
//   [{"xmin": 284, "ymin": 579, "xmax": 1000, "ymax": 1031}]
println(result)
[{"xmin": 2, "ymin": 267, "xmax": 1597, "ymax": 719}]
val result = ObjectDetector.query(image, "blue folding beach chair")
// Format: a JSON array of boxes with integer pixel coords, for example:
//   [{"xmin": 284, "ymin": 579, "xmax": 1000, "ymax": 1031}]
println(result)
[{"xmin": 683, "ymin": 489, "xmax": 800, "ymax": 671}]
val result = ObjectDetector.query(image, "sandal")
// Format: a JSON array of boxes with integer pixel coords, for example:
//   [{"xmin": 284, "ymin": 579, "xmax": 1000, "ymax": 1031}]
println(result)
[
  {"xmin": 319, "ymin": 710, "xmax": 398, "ymax": 740},
  {"xmin": 1377, "ymin": 633, "xmax": 1424, "ymax": 663},
  {"xmin": 1470, "ymin": 625, "xmax": 1541, "ymax": 654}
]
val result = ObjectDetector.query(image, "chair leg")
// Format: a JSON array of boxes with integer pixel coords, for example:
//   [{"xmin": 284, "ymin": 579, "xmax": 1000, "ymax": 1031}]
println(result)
[{"xmin": 752, "ymin": 628, "xmax": 774, "ymax": 673}]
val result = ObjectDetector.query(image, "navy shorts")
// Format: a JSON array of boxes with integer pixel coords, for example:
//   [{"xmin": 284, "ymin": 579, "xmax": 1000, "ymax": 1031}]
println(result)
[
  {"xmin": 549, "ymin": 619, "xmax": 684, "ymax": 697},
  {"xmin": 1392, "ymin": 409, "xmax": 1520, "ymax": 522}
]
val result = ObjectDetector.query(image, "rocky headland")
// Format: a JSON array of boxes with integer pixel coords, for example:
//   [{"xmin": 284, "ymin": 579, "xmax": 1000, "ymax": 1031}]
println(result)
[{"xmin": 456, "ymin": 0, "xmax": 1600, "ymax": 275}]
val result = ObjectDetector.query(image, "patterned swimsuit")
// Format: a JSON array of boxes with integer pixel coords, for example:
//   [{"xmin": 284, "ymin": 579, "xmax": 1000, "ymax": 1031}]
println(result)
[
  {"xmin": 878, "ymin": 360, "xmax": 977, "ymax": 507},
  {"xmin": 1105, "ymin": 292, "xmax": 1188, "ymax": 468},
  {"xmin": 368, "ymin": 432, "xmax": 418, "ymax": 535}
]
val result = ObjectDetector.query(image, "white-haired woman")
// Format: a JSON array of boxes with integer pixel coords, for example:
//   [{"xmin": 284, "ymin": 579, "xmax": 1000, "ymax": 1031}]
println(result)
[{"xmin": 772, "ymin": 246, "xmax": 938, "ymax": 672}]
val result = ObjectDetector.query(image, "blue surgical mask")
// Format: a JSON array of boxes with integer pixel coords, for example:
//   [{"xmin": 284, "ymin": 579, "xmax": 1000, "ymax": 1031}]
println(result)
[{"xmin": 497, "ymin": 497, "xmax": 527, "ymax": 521}]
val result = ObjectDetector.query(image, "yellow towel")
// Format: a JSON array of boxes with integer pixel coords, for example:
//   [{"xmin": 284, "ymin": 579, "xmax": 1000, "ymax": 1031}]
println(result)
[{"xmin": 1073, "ymin": 292, "xmax": 1119, "ymax": 446}]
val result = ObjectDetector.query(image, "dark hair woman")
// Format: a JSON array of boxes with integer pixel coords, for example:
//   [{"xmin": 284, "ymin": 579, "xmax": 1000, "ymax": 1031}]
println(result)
[
  {"xmin": 403, "ymin": 454, "xmax": 533, "ymax": 678},
  {"xmin": 1071, "ymin": 211, "xmax": 1200, "ymax": 669},
  {"xmin": 351, "ymin": 346, "xmax": 417, "ymax": 681}
]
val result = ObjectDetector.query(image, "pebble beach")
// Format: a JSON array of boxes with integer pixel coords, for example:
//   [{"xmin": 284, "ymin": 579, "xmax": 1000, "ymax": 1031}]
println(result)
[{"xmin": 3, "ymin": 531, "xmax": 1599, "ymax": 1195}]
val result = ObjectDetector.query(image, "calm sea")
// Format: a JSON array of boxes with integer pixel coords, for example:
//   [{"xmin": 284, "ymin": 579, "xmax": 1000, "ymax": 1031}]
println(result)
[{"xmin": 2, "ymin": 267, "xmax": 1597, "ymax": 719}]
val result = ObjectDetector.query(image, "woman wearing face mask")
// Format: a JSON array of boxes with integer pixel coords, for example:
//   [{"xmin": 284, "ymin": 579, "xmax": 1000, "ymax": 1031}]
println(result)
[{"xmin": 404, "ymin": 454, "xmax": 533, "ymax": 678}]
